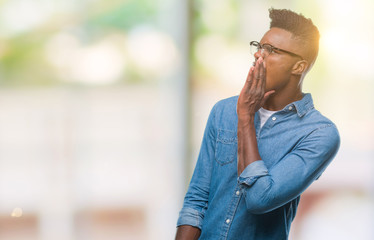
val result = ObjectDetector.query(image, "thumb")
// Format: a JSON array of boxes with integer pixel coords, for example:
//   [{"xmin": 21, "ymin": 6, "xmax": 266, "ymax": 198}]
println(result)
[{"xmin": 261, "ymin": 90, "xmax": 275, "ymax": 105}]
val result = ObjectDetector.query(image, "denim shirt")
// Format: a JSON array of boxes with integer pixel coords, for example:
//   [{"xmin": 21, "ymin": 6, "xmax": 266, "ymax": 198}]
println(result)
[{"xmin": 177, "ymin": 93, "xmax": 340, "ymax": 240}]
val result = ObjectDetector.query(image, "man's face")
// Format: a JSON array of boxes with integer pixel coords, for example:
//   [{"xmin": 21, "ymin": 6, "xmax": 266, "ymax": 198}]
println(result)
[{"xmin": 255, "ymin": 27, "xmax": 304, "ymax": 92}]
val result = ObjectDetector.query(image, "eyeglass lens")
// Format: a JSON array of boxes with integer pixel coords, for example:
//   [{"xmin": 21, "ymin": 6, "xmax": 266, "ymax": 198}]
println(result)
[{"xmin": 250, "ymin": 42, "xmax": 271, "ymax": 57}]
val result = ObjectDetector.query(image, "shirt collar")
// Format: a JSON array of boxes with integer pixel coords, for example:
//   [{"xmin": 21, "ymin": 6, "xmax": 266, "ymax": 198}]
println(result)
[{"xmin": 288, "ymin": 93, "xmax": 314, "ymax": 118}]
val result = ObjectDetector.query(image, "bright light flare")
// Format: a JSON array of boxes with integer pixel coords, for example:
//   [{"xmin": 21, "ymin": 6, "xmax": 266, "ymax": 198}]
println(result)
[
  {"xmin": 319, "ymin": 1, "xmax": 374, "ymax": 80},
  {"xmin": 11, "ymin": 207, "xmax": 23, "ymax": 218},
  {"xmin": 126, "ymin": 26, "xmax": 180, "ymax": 78},
  {"xmin": 45, "ymin": 33, "xmax": 126, "ymax": 85}
]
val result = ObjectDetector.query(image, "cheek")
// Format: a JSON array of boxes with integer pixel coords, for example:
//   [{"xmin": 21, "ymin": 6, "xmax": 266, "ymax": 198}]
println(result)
[
  {"xmin": 265, "ymin": 69, "xmax": 275, "ymax": 91},
  {"xmin": 265, "ymin": 59, "xmax": 291, "ymax": 80},
  {"xmin": 264, "ymin": 60, "xmax": 290, "ymax": 91},
  {"xmin": 265, "ymin": 62, "xmax": 277, "ymax": 85}
]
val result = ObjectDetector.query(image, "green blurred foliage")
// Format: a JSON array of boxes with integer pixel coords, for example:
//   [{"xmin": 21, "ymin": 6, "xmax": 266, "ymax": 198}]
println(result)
[
  {"xmin": 0, "ymin": 34, "xmax": 52, "ymax": 86},
  {"xmin": 0, "ymin": 0, "xmax": 159, "ymax": 87},
  {"xmin": 192, "ymin": 0, "xmax": 239, "ymax": 38},
  {"xmin": 86, "ymin": 0, "xmax": 157, "ymax": 31},
  {"xmin": 190, "ymin": 0, "xmax": 239, "ymax": 86}
]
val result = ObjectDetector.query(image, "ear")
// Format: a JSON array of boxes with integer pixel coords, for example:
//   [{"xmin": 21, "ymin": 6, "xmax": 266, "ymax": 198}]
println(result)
[{"xmin": 291, "ymin": 60, "xmax": 308, "ymax": 75}]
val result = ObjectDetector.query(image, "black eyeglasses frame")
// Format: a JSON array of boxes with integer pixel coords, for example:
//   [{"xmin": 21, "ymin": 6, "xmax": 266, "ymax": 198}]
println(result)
[{"xmin": 250, "ymin": 41, "xmax": 304, "ymax": 60}]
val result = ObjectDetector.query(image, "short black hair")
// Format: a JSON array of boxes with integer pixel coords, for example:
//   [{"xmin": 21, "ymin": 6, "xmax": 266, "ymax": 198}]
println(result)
[{"xmin": 269, "ymin": 8, "xmax": 320, "ymax": 63}]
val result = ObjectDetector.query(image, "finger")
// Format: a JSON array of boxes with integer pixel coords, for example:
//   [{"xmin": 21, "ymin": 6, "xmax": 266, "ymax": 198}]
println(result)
[
  {"xmin": 258, "ymin": 60, "xmax": 267, "ymax": 90},
  {"xmin": 246, "ymin": 66, "xmax": 255, "ymax": 83},
  {"xmin": 244, "ymin": 66, "xmax": 255, "ymax": 88},
  {"xmin": 261, "ymin": 90, "xmax": 276, "ymax": 105},
  {"xmin": 240, "ymin": 67, "xmax": 254, "ymax": 95},
  {"xmin": 264, "ymin": 90, "xmax": 275, "ymax": 99},
  {"xmin": 253, "ymin": 57, "xmax": 263, "ymax": 88}
]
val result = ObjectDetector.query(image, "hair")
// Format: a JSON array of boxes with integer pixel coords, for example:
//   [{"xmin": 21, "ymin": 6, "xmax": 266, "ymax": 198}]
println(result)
[{"xmin": 269, "ymin": 8, "xmax": 320, "ymax": 65}]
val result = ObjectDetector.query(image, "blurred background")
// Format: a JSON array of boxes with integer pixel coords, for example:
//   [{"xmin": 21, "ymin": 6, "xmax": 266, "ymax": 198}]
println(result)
[{"xmin": 0, "ymin": 0, "xmax": 373, "ymax": 239}]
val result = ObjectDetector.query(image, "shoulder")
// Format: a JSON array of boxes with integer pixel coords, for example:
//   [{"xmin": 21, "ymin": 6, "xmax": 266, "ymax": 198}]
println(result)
[
  {"xmin": 303, "ymin": 109, "xmax": 340, "ymax": 150},
  {"xmin": 214, "ymin": 95, "xmax": 238, "ymax": 107},
  {"xmin": 209, "ymin": 95, "xmax": 239, "ymax": 130},
  {"xmin": 306, "ymin": 108, "xmax": 339, "ymax": 132},
  {"xmin": 298, "ymin": 93, "xmax": 339, "ymax": 135},
  {"xmin": 213, "ymin": 95, "xmax": 238, "ymax": 113}
]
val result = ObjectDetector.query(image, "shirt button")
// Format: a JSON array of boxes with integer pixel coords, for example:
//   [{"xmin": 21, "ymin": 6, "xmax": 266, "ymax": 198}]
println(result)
[
  {"xmin": 272, "ymin": 117, "xmax": 276, "ymax": 121},
  {"xmin": 236, "ymin": 190, "xmax": 240, "ymax": 195},
  {"xmin": 226, "ymin": 219, "xmax": 231, "ymax": 224},
  {"xmin": 288, "ymin": 106, "xmax": 293, "ymax": 110}
]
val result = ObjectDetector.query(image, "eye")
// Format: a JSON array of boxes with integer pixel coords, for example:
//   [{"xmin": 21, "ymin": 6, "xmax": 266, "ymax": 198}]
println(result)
[
  {"xmin": 262, "ymin": 44, "xmax": 273, "ymax": 54},
  {"xmin": 271, "ymin": 49, "xmax": 281, "ymax": 54}
]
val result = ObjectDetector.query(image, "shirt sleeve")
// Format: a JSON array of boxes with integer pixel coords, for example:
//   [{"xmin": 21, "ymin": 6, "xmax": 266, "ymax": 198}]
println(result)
[
  {"xmin": 239, "ymin": 124, "xmax": 340, "ymax": 214},
  {"xmin": 177, "ymin": 104, "xmax": 217, "ymax": 229},
  {"xmin": 238, "ymin": 160, "xmax": 269, "ymax": 186}
]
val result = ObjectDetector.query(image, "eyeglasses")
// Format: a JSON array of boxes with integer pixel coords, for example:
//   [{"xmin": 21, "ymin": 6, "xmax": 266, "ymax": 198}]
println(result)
[{"xmin": 250, "ymin": 41, "xmax": 304, "ymax": 60}]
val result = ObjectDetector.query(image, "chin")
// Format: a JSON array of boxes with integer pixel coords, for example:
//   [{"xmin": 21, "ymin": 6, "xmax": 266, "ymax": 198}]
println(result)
[
  {"xmin": 264, "ymin": 83, "xmax": 272, "ymax": 92},
  {"xmin": 265, "ymin": 86, "xmax": 276, "ymax": 93}
]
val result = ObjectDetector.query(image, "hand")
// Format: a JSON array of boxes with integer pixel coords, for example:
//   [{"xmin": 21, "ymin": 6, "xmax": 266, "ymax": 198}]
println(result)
[{"xmin": 237, "ymin": 57, "xmax": 275, "ymax": 121}]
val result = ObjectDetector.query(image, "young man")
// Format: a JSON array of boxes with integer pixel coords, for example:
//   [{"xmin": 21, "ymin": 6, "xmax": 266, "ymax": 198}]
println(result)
[{"xmin": 176, "ymin": 8, "xmax": 340, "ymax": 239}]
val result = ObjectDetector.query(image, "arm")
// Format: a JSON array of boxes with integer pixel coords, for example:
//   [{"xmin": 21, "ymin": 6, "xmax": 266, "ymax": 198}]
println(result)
[
  {"xmin": 237, "ymin": 57, "xmax": 274, "ymax": 175},
  {"xmin": 239, "ymin": 125, "xmax": 340, "ymax": 213},
  {"xmin": 236, "ymin": 58, "xmax": 340, "ymax": 214},
  {"xmin": 176, "ymin": 103, "xmax": 217, "ymax": 237},
  {"xmin": 175, "ymin": 225, "xmax": 201, "ymax": 240}
]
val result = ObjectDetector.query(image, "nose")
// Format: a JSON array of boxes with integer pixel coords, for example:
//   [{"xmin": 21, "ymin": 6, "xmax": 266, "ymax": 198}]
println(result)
[{"xmin": 254, "ymin": 49, "xmax": 264, "ymax": 61}]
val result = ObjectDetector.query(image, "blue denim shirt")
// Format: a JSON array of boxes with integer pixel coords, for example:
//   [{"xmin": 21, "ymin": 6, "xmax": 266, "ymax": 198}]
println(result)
[{"xmin": 177, "ymin": 93, "xmax": 340, "ymax": 239}]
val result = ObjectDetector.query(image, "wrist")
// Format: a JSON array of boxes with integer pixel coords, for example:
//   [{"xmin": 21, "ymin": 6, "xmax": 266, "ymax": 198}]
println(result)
[{"xmin": 238, "ymin": 115, "xmax": 255, "ymax": 126}]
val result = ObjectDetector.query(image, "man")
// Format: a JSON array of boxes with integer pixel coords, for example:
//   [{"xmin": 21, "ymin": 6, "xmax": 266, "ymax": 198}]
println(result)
[{"xmin": 176, "ymin": 8, "xmax": 340, "ymax": 240}]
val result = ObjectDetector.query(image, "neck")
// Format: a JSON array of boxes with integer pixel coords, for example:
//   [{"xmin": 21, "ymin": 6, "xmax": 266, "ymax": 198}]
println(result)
[
  {"xmin": 263, "ymin": 74, "xmax": 305, "ymax": 111},
  {"xmin": 263, "ymin": 87, "xmax": 303, "ymax": 111}
]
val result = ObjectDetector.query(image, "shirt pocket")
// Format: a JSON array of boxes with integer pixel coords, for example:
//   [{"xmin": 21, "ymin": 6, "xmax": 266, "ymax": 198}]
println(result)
[{"xmin": 215, "ymin": 129, "xmax": 237, "ymax": 166}]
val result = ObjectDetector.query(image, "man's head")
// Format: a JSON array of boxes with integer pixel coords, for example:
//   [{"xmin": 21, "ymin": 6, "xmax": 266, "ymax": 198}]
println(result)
[
  {"xmin": 269, "ymin": 8, "xmax": 320, "ymax": 69},
  {"xmin": 253, "ymin": 8, "xmax": 320, "ymax": 94}
]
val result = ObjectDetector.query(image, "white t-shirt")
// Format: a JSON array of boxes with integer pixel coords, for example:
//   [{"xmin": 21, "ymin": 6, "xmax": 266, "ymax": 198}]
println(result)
[{"xmin": 258, "ymin": 107, "xmax": 278, "ymax": 128}]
